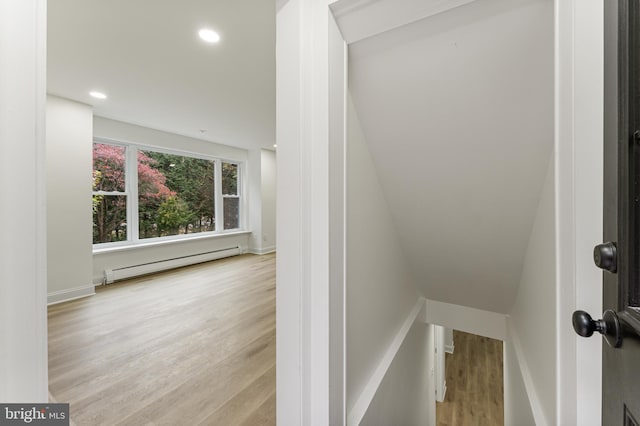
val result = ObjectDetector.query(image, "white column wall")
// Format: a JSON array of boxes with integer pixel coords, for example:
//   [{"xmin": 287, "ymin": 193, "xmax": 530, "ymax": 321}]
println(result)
[
  {"xmin": 46, "ymin": 95, "xmax": 94, "ymax": 304},
  {"xmin": 0, "ymin": 0, "xmax": 48, "ymax": 402},
  {"xmin": 276, "ymin": 0, "xmax": 340, "ymax": 422}
]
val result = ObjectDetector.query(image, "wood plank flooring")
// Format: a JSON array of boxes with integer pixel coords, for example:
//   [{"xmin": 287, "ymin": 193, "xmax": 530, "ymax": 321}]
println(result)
[
  {"xmin": 436, "ymin": 330, "xmax": 504, "ymax": 426},
  {"xmin": 48, "ymin": 253, "xmax": 276, "ymax": 426}
]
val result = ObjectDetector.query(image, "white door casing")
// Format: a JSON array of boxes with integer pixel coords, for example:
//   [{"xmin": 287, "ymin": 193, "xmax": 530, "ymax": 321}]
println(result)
[{"xmin": 276, "ymin": 0, "xmax": 602, "ymax": 423}]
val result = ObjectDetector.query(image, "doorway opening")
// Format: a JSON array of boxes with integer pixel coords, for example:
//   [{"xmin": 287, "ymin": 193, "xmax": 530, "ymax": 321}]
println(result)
[{"xmin": 435, "ymin": 329, "xmax": 504, "ymax": 425}]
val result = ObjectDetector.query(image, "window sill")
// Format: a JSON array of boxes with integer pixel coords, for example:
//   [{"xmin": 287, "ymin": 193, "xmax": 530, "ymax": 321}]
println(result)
[{"xmin": 93, "ymin": 230, "xmax": 251, "ymax": 255}]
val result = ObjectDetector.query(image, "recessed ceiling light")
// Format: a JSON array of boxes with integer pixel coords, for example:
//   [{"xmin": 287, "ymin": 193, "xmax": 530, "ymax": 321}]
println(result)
[
  {"xmin": 199, "ymin": 29, "xmax": 220, "ymax": 43},
  {"xmin": 89, "ymin": 91, "xmax": 107, "ymax": 99},
  {"xmin": 273, "ymin": 144, "xmax": 277, "ymax": 148}
]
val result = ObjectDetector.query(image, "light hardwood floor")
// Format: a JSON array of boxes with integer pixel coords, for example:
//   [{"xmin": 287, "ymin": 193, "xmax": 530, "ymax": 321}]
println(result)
[
  {"xmin": 436, "ymin": 330, "xmax": 504, "ymax": 426},
  {"xmin": 48, "ymin": 253, "xmax": 276, "ymax": 426}
]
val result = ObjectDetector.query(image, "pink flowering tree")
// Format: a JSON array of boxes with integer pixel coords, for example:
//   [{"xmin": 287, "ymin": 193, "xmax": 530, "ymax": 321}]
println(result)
[{"xmin": 92, "ymin": 144, "xmax": 176, "ymax": 242}]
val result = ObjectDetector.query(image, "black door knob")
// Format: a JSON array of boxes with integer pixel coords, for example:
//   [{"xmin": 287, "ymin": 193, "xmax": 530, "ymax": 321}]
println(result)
[
  {"xmin": 572, "ymin": 309, "xmax": 622, "ymax": 348},
  {"xmin": 593, "ymin": 242, "xmax": 617, "ymax": 272}
]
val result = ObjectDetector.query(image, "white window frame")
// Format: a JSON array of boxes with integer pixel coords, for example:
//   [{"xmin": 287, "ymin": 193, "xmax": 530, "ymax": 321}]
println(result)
[
  {"xmin": 91, "ymin": 141, "xmax": 130, "ymax": 245},
  {"xmin": 221, "ymin": 161, "xmax": 242, "ymax": 231},
  {"xmin": 92, "ymin": 138, "xmax": 246, "ymax": 250}
]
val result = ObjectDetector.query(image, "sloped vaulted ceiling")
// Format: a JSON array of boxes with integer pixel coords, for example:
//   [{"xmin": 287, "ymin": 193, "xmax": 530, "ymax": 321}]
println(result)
[{"xmin": 348, "ymin": 0, "xmax": 553, "ymax": 313}]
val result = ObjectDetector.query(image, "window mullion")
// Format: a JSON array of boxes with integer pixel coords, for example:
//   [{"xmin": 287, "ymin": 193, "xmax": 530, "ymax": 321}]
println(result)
[
  {"xmin": 128, "ymin": 146, "xmax": 139, "ymax": 242},
  {"xmin": 215, "ymin": 159, "xmax": 223, "ymax": 232}
]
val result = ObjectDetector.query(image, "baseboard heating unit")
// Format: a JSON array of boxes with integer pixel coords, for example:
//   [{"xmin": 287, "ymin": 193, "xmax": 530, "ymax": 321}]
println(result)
[{"xmin": 103, "ymin": 246, "xmax": 242, "ymax": 284}]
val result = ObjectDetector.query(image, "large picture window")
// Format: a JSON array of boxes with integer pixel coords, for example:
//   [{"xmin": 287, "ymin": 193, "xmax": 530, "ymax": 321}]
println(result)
[{"xmin": 92, "ymin": 141, "xmax": 243, "ymax": 246}]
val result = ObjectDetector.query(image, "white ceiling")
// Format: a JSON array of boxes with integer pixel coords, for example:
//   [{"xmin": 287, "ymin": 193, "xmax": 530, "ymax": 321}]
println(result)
[
  {"xmin": 47, "ymin": 0, "xmax": 275, "ymax": 150},
  {"xmin": 349, "ymin": 0, "xmax": 553, "ymax": 313}
]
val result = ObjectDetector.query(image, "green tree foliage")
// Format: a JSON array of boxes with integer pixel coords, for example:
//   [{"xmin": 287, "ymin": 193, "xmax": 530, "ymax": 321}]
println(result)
[
  {"xmin": 157, "ymin": 196, "xmax": 194, "ymax": 234},
  {"xmin": 222, "ymin": 162, "xmax": 238, "ymax": 195},
  {"xmin": 93, "ymin": 144, "xmax": 228, "ymax": 243},
  {"xmin": 138, "ymin": 151, "xmax": 216, "ymax": 237},
  {"xmin": 92, "ymin": 170, "xmax": 103, "ymax": 215}
]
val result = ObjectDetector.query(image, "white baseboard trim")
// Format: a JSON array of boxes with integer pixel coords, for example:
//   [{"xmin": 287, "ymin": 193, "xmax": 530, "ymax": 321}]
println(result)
[
  {"xmin": 248, "ymin": 246, "xmax": 276, "ymax": 255},
  {"xmin": 347, "ymin": 297, "xmax": 426, "ymax": 426},
  {"xmin": 445, "ymin": 344, "xmax": 454, "ymax": 354},
  {"xmin": 506, "ymin": 318, "xmax": 549, "ymax": 426},
  {"xmin": 48, "ymin": 284, "xmax": 95, "ymax": 305}
]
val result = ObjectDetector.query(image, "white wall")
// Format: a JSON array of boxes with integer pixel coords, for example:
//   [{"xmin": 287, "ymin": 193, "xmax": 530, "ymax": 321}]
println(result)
[
  {"xmin": 348, "ymin": 0, "xmax": 554, "ymax": 314},
  {"xmin": 508, "ymin": 157, "xmax": 556, "ymax": 425},
  {"xmin": 248, "ymin": 149, "xmax": 263, "ymax": 253},
  {"xmin": 0, "ymin": 0, "xmax": 48, "ymax": 401},
  {"xmin": 503, "ymin": 338, "xmax": 535, "ymax": 426},
  {"xmin": 261, "ymin": 149, "xmax": 276, "ymax": 253},
  {"xmin": 92, "ymin": 117, "xmax": 253, "ymax": 284},
  {"xmin": 360, "ymin": 322, "xmax": 435, "ymax": 426},
  {"xmin": 94, "ymin": 117, "xmax": 248, "ymax": 162},
  {"xmin": 93, "ymin": 233, "xmax": 250, "ymax": 284},
  {"xmin": 346, "ymin": 95, "xmax": 420, "ymax": 422},
  {"xmin": 248, "ymin": 148, "xmax": 277, "ymax": 255},
  {"xmin": 46, "ymin": 95, "xmax": 95, "ymax": 303},
  {"xmin": 425, "ymin": 299, "xmax": 507, "ymax": 341}
]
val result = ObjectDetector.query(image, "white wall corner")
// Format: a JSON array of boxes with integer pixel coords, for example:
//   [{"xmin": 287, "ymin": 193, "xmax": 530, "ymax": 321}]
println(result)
[
  {"xmin": 247, "ymin": 149, "xmax": 263, "ymax": 254},
  {"xmin": 249, "ymin": 246, "xmax": 276, "ymax": 255},
  {"xmin": 506, "ymin": 317, "xmax": 549, "ymax": 426}
]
